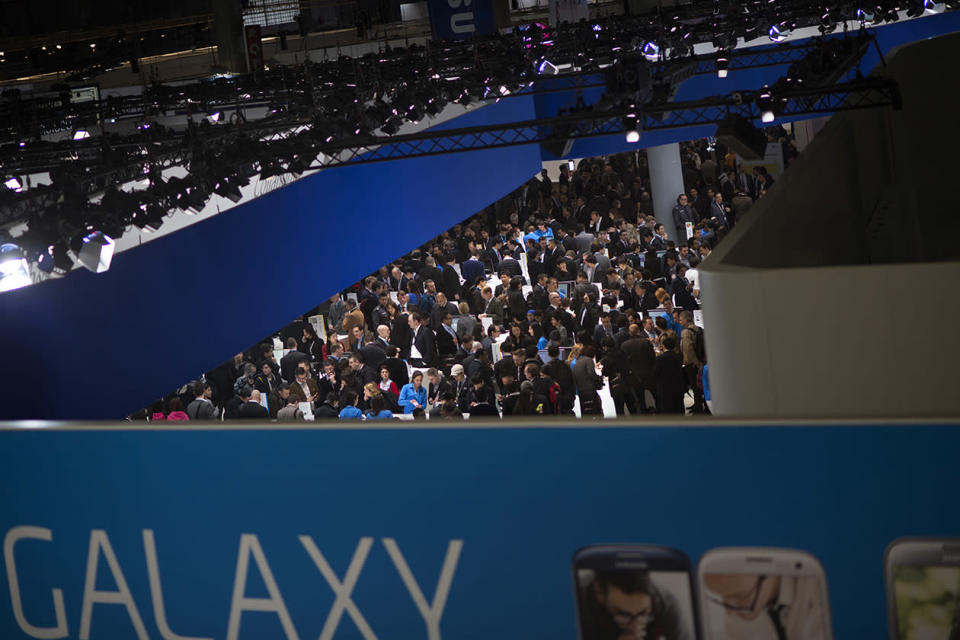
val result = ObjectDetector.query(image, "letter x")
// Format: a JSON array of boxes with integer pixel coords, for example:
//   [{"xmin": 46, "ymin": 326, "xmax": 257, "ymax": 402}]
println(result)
[{"xmin": 299, "ymin": 536, "xmax": 376, "ymax": 640}]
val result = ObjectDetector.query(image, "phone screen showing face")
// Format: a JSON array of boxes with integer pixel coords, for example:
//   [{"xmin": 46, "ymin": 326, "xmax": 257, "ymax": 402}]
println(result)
[
  {"xmin": 890, "ymin": 564, "xmax": 960, "ymax": 639},
  {"xmin": 699, "ymin": 549, "xmax": 831, "ymax": 640},
  {"xmin": 575, "ymin": 567, "xmax": 696, "ymax": 640}
]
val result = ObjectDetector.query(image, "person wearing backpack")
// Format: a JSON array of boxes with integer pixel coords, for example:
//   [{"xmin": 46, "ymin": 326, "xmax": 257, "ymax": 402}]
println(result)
[{"xmin": 680, "ymin": 310, "xmax": 706, "ymax": 414}]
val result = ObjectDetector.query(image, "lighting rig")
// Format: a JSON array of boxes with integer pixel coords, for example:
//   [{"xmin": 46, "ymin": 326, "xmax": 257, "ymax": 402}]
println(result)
[{"xmin": 0, "ymin": 0, "xmax": 929, "ymax": 287}]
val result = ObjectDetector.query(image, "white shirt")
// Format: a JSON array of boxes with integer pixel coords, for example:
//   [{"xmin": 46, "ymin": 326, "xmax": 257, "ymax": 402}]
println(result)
[
  {"xmin": 410, "ymin": 327, "xmax": 423, "ymax": 360},
  {"xmin": 687, "ymin": 268, "xmax": 700, "ymax": 297}
]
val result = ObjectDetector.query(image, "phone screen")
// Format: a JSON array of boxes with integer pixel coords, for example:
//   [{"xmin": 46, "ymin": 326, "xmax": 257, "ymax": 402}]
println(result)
[
  {"xmin": 891, "ymin": 565, "xmax": 960, "ymax": 639},
  {"xmin": 575, "ymin": 567, "xmax": 696, "ymax": 640},
  {"xmin": 700, "ymin": 572, "xmax": 828, "ymax": 640}
]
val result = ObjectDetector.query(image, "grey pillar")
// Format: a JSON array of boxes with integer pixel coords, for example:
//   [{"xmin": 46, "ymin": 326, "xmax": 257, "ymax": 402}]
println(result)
[
  {"xmin": 213, "ymin": 0, "xmax": 248, "ymax": 74},
  {"xmin": 647, "ymin": 142, "xmax": 686, "ymax": 243}
]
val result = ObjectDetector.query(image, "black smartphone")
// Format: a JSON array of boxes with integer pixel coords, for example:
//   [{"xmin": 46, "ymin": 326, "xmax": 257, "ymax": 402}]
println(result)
[
  {"xmin": 572, "ymin": 544, "xmax": 698, "ymax": 640},
  {"xmin": 885, "ymin": 538, "xmax": 960, "ymax": 640}
]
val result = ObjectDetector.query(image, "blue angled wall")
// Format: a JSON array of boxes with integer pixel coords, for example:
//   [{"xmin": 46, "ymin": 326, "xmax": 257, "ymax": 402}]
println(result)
[{"xmin": 0, "ymin": 96, "xmax": 542, "ymax": 420}]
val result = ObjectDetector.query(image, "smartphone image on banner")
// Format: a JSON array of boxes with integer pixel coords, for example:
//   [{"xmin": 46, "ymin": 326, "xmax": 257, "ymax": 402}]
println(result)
[
  {"xmin": 697, "ymin": 547, "xmax": 833, "ymax": 640},
  {"xmin": 572, "ymin": 544, "xmax": 698, "ymax": 640},
  {"xmin": 885, "ymin": 537, "xmax": 960, "ymax": 640}
]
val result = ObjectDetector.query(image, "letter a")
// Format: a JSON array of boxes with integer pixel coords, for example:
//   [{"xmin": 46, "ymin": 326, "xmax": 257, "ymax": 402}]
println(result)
[
  {"xmin": 226, "ymin": 534, "xmax": 299, "ymax": 640},
  {"xmin": 382, "ymin": 538, "xmax": 463, "ymax": 640},
  {"xmin": 79, "ymin": 530, "xmax": 149, "ymax": 640}
]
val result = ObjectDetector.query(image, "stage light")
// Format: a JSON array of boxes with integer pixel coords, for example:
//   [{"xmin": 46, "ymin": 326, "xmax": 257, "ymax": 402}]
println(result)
[
  {"xmin": 73, "ymin": 129, "xmax": 90, "ymax": 140},
  {"xmin": 77, "ymin": 231, "xmax": 115, "ymax": 273},
  {"xmin": 538, "ymin": 59, "xmax": 558, "ymax": 75},
  {"xmin": 0, "ymin": 243, "xmax": 31, "ymax": 293},
  {"xmin": 768, "ymin": 23, "xmax": 792, "ymax": 42},
  {"xmin": 857, "ymin": 7, "xmax": 876, "ymax": 22},
  {"xmin": 716, "ymin": 57, "xmax": 729, "ymax": 78},
  {"xmin": 4, "ymin": 177, "xmax": 21, "ymax": 191},
  {"xmin": 131, "ymin": 203, "xmax": 164, "ymax": 232},
  {"xmin": 207, "ymin": 111, "xmax": 222, "ymax": 123},
  {"xmin": 214, "ymin": 177, "xmax": 243, "ymax": 203},
  {"xmin": 623, "ymin": 113, "xmax": 640, "ymax": 143},
  {"xmin": 757, "ymin": 87, "xmax": 776, "ymax": 123},
  {"xmin": 381, "ymin": 117, "xmax": 401, "ymax": 135},
  {"xmin": 925, "ymin": 0, "xmax": 945, "ymax": 12},
  {"xmin": 819, "ymin": 11, "xmax": 837, "ymax": 33},
  {"xmin": 642, "ymin": 41, "xmax": 660, "ymax": 62}
]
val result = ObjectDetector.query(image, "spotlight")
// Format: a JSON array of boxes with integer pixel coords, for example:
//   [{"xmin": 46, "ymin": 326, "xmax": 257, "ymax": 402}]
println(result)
[
  {"xmin": 37, "ymin": 242, "xmax": 73, "ymax": 275},
  {"xmin": 819, "ymin": 12, "xmax": 837, "ymax": 34},
  {"xmin": 0, "ymin": 243, "xmax": 31, "ymax": 293},
  {"xmin": 623, "ymin": 110, "xmax": 641, "ymax": 143},
  {"xmin": 381, "ymin": 117, "xmax": 401, "ymax": 135},
  {"xmin": 72, "ymin": 129, "xmax": 90, "ymax": 140},
  {"xmin": 716, "ymin": 56, "xmax": 729, "ymax": 78},
  {"xmin": 857, "ymin": 7, "xmax": 876, "ymax": 22},
  {"xmin": 207, "ymin": 111, "xmax": 222, "ymax": 123},
  {"xmin": 756, "ymin": 87, "xmax": 776, "ymax": 123},
  {"xmin": 925, "ymin": 0, "xmax": 945, "ymax": 12},
  {"xmin": 768, "ymin": 23, "xmax": 792, "ymax": 42},
  {"xmin": 214, "ymin": 177, "xmax": 243, "ymax": 203},
  {"xmin": 131, "ymin": 204, "xmax": 164, "ymax": 232},
  {"xmin": 641, "ymin": 41, "xmax": 660, "ymax": 62},
  {"xmin": 77, "ymin": 231, "xmax": 115, "ymax": 274},
  {"xmin": 4, "ymin": 177, "xmax": 21, "ymax": 191}
]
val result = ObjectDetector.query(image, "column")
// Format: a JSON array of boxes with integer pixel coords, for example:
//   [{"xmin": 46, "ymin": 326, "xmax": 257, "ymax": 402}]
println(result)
[
  {"xmin": 646, "ymin": 142, "xmax": 686, "ymax": 243},
  {"xmin": 213, "ymin": 0, "xmax": 248, "ymax": 74}
]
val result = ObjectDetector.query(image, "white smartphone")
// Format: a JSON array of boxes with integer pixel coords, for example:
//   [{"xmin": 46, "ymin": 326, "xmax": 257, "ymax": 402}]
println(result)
[
  {"xmin": 885, "ymin": 537, "xmax": 960, "ymax": 640},
  {"xmin": 697, "ymin": 547, "xmax": 833, "ymax": 640}
]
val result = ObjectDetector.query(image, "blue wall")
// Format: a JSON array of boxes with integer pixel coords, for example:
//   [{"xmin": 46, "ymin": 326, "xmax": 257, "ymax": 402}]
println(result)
[
  {"xmin": 0, "ymin": 96, "xmax": 542, "ymax": 420},
  {"xmin": 0, "ymin": 422, "xmax": 957, "ymax": 639}
]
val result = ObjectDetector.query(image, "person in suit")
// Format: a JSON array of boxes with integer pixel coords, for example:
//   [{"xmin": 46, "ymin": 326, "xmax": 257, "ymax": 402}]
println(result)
[
  {"xmin": 409, "ymin": 312, "xmax": 437, "ymax": 367},
  {"xmin": 238, "ymin": 389, "xmax": 270, "ymax": 419},
  {"xmin": 436, "ymin": 312, "xmax": 459, "ymax": 358},
  {"xmin": 711, "ymin": 191, "xmax": 731, "ymax": 230},
  {"xmin": 460, "ymin": 252, "xmax": 486, "ymax": 286},
  {"xmin": 341, "ymin": 299, "xmax": 365, "ymax": 337},
  {"xmin": 572, "ymin": 344, "xmax": 603, "ymax": 416},
  {"xmin": 288, "ymin": 366, "xmax": 320, "ymax": 406},
  {"xmin": 417, "ymin": 255, "xmax": 443, "ymax": 286},
  {"xmin": 479, "ymin": 286, "xmax": 504, "ymax": 327},
  {"xmin": 276, "ymin": 394, "xmax": 305, "ymax": 421},
  {"xmin": 280, "ymin": 337, "xmax": 310, "ymax": 383},
  {"xmin": 672, "ymin": 264, "xmax": 699, "ymax": 312},
  {"xmin": 498, "ymin": 254, "xmax": 523, "ymax": 280},
  {"xmin": 455, "ymin": 302, "xmax": 477, "ymax": 341},
  {"xmin": 574, "ymin": 226, "xmax": 595, "ymax": 255},
  {"xmin": 621, "ymin": 324, "xmax": 657, "ymax": 412},
  {"xmin": 439, "ymin": 254, "xmax": 461, "ymax": 301},
  {"xmin": 653, "ymin": 334, "xmax": 686, "ymax": 414}
]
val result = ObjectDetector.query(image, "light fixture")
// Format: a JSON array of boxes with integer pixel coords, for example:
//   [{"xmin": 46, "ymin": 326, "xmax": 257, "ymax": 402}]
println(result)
[
  {"xmin": 207, "ymin": 111, "xmax": 222, "ymax": 123},
  {"xmin": 624, "ymin": 113, "xmax": 640, "ymax": 143},
  {"xmin": 4, "ymin": 177, "xmax": 21, "ymax": 191},
  {"xmin": 857, "ymin": 7, "xmax": 876, "ymax": 22},
  {"xmin": 0, "ymin": 243, "xmax": 31, "ymax": 293},
  {"xmin": 77, "ymin": 231, "xmax": 115, "ymax": 274},
  {"xmin": 716, "ymin": 56, "xmax": 729, "ymax": 78},
  {"xmin": 641, "ymin": 41, "xmax": 660, "ymax": 62},
  {"xmin": 924, "ymin": 0, "xmax": 945, "ymax": 12},
  {"xmin": 757, "ymin": 87, "xmax": 776, "ymax": 123},
  {"xmin": 538, "ymin": 59, "xmax": 558, "ymax": 75},
  {"xmin": 768, "ymin": 22, "xmax": 792, "ymax": 42},
  {"xmin": 73, "ymin": 129, "xmax": 90, "ymax": 140}
]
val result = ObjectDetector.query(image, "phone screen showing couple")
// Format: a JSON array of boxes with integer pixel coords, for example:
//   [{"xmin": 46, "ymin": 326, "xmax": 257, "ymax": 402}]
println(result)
[
  {"xmin": 576, "ymin": 568, "xmax": 696, "ymax": 640},
  {"xmin": 891, "ymin": 565, "xmax": 960, "ymax": 640},
  {"xmin": 700, "ymin": 572, "xmax": 828, "ymax": 640}
]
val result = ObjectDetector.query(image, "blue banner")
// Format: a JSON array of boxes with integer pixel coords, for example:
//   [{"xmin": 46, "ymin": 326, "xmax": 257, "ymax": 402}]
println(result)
[
  {"xmin": 0, "ymin": 422, "xmax": 958, "ymax": 639},
  {"xmin": 428, "ymin": 0, "xmax": 496, "ymax": 41}
]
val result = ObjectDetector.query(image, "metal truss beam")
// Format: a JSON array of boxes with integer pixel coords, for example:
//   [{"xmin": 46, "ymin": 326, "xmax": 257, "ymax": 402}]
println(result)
[{"xmin": 307, "ymin": 77, "xmax": 899, "ymax": 169}]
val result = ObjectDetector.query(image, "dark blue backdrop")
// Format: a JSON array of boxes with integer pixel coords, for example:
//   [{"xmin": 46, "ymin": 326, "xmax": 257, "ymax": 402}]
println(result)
[
  {"xmin": 0, "ymin": 422, "xmax": 957, "ymax": 639},
  {"xmin": 1, "ymin": 13, "xmax": 959, "ymax": 419}
]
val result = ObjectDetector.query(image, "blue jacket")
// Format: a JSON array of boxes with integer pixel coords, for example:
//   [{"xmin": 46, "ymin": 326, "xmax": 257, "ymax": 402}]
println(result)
[
  {"xmin": 338, "ymin": 405, "xmax": 364, "ymax": 420},
  {"xmin": 664, "ymin": 314, "xmax": 684, "ymax": 337},
  {"xmin": 702, "ymin": 364, "xmax": 711, "ymax": 402},
  {"xmin": 366, "ymin": 409, "xmax": 394, "ymax": 420},
  {"xmin": 398, "ymin": 383, "xmax": 427, "ymax": 414}
]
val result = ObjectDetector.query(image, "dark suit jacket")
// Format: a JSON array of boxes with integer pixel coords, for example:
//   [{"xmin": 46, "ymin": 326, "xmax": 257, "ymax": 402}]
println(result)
[
  {"xmin": 391, "ymin": 314, "xmax": 412, "ymax": 359},
  {"xmin": 653, "ymin": 350, "xmax": 687, "ymax": 413},
  {"xmin": 439, "ymin": 265, "xmax": 461, "ymax": 299},
  {"xmin": 437, "ymin": 325, "xmax": 458, "ymax": 357},
  {"xmin": 498, "ymin": 257, "xmax": 522, "ymax": 278},
  {"xmin": 237, "ymin": 401, "xmax": 269, "ymax": 419},
  {"xmin": 460, "ymin": 259, "xmax": 486, "ymax": 286},
  {"xmin": 418, "ymin": 265, "xmax": 443, "ymax": 285},
  {"xmin": 280, "ymin": 350, "xmax": 310, "ymax": 383},
  {"xmin": 572, "ymin": 356, "xmax": 602, "ymax": 407},
  {"xmin": 413, "ymin": 325, "xmax": 437, "ymax": 366},
  {"xmin": 621, "ymin": 337, "xmax": 657, "ymax": 389},
  {"xmin": 383, "ymin": 357, "xmax": 409, "ymax": 389}
]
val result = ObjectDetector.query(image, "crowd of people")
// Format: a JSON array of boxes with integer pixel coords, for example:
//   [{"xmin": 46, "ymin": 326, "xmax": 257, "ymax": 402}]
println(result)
[{"xmin": 137, "ymin": 134, "xmax": 790, "ymax": 422}]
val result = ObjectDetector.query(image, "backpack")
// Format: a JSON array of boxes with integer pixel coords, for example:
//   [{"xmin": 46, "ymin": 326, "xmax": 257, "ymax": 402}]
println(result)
[{"xmin": 691, "ymin": 326, "xmax": 706, "ymax": 363}]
